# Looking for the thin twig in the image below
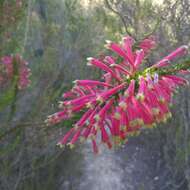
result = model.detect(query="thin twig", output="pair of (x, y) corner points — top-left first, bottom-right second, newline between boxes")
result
(104, 0), (135, 39)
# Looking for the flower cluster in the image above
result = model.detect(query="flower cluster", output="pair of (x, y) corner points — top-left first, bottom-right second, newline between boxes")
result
(46, 36), (189, 153)
(0, 54), (31, 89)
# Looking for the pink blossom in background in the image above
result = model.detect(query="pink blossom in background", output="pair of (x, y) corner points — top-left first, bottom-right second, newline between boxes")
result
(0, 54), (31, 89)
(46, 36), (189, 154)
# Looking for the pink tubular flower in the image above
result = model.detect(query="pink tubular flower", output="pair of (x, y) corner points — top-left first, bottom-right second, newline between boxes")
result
(139, 36), (156, 55)
(110, 64), (131, 76)
(134, 49), (145, 69)
(163, 75), (188, 85)
(57, 128), (75, 147)
(152, 59), (170, 68)
(122, 36), (135, 63)
(95, 98), (114, 121)
(92, 139), (99, 154)
(164, 45), (188, 61)
(124, 80), (135, 98)
(47, 35), (189, 153)
(87, 57), (120, 81)
(105, 41), (134, 66)
(0, 54), (31, 89)
(136, 77), (146, 101)
(96, 83), (127, 103)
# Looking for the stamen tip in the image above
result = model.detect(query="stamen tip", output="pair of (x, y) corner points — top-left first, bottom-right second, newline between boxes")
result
(67, 143), (75, 149)
(56, 143), (65, 149)
(105, 40), (111, 44)
(73, 80), (78, 84)
(86, 57), (93, 61)
(110, 64), (115, 67)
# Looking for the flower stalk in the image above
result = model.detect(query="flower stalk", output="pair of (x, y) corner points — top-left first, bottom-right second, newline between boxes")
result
(46, 36), (190, 154)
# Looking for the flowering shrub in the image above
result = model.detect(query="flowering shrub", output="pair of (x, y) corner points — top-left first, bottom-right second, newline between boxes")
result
(0, 54), (31, 89)
(46, 36), (189, 153)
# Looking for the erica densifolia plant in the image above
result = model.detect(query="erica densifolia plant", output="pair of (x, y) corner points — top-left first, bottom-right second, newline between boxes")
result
(0, 54), (31, 89)
(46, 36), (189, 154)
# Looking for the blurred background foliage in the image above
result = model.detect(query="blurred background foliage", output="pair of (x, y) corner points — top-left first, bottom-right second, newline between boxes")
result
(0, 0), (190, 190)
